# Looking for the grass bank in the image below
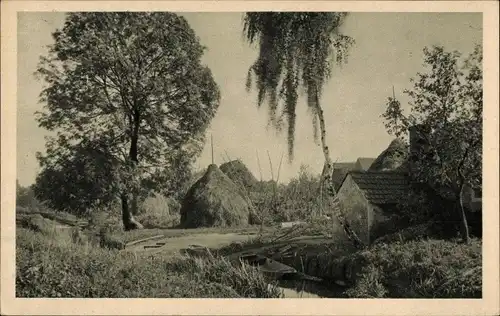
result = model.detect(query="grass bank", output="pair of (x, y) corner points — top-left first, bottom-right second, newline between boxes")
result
(339, 238), (482, 298)
(16, 227), (283, 298)
(214, 224), (482, 298)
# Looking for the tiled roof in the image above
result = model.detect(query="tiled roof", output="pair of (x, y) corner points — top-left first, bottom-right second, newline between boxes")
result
(331, 162), (357, 190)
(350, 171), (410, 205)
(333, 162), (357, 170)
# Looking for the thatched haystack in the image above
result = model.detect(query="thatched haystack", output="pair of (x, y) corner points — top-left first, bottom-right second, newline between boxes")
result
(219, 160), (258, 190)
(369, 138), (409, 172)
(180, 164), (253, 228)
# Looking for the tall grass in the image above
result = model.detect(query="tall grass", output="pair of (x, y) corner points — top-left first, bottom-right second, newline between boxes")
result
(170, 253), (283, 298)
(341, 238), (482, 298)
(16, 227), (283, 298)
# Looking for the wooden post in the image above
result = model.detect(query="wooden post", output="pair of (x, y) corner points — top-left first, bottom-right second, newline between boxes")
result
(267, 150), (274, 181)
(256, 150), (263, 181)
(276, 152), (284, 183)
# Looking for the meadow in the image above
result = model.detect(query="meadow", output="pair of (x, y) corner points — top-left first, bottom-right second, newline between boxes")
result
(15, 164), (482, 298)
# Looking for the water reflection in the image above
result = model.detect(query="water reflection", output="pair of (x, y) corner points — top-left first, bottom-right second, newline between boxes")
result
(277, 279), (347, 298)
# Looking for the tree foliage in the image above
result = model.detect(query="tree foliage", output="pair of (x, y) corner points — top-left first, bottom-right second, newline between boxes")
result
(16, 181), (39, 210)
(33, 143), (119, 215)
(383, 45), (482, 242)
(243, 12), (354, 161)
(35, 12), (220, 221)
(242, 12), (366, 248)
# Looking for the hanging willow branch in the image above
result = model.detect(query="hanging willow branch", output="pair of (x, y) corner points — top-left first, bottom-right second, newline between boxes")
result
(243, 12), (354, 162)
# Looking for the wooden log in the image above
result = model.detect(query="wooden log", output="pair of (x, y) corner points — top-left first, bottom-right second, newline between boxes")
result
(125, 234), (165, 248)
(144, 245), (162, 249)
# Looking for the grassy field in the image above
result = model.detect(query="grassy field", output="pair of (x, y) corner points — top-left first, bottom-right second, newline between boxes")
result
(15, 183), (482, 299)
(16, 222), (284, 298)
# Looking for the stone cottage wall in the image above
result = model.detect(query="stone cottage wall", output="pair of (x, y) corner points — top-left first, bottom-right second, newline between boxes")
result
(336, 175), (370, 245)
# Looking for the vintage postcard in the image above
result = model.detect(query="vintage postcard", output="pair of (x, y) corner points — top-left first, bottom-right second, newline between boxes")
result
(1, 1), (499, 315)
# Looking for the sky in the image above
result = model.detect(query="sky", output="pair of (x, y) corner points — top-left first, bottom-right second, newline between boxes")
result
(16, 12), (482, 186)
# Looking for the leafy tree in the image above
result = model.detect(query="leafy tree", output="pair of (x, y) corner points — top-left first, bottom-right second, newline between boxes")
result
(33, 143), (119, 215)
(383, 45), (482, 243)
(16, 181), (39, 209)
(242, 12), (364, 248)
(35, 12), (220, 230)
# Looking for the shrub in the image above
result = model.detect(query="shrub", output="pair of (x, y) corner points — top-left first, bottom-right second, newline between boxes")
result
(342, 239), (482, 298)
(248, 164), (322, 224)
(396, 189), (434, 225)
(372, 223), (435, 245)
(16, 182), (42, 210)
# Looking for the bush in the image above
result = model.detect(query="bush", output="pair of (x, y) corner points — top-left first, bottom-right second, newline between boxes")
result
(16, 182), (42, 210)
(341, 239), (482, 298)
(372, 222), (442, 245)
(16, 228), (283, 298)
(249, 164), (322, 224)
(396, 189), (434, 225)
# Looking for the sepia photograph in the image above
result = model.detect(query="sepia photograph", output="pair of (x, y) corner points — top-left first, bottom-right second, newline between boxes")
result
(1, 1), (499, 315)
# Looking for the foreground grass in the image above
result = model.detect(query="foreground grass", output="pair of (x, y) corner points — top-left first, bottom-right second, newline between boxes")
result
(16, 227), (283, 298)
(215, 223), (483, 299)
(16, 207), (482, 298)
(339, 238), (482, 298)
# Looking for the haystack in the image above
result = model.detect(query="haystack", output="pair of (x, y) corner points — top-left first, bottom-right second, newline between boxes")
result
(369, 138), (409, 172)
(180, 164), (252, 228)
(219, 160), (258, 190)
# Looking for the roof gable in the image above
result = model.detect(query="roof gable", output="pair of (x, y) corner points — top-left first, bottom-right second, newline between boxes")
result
(349, 171), (410, 205)
(355, 157), (376, 171)
(331, 162), (356, 190)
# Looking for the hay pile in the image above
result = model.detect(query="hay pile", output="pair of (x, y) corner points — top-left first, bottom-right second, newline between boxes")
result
(180, 164), (253, 228)
(369, 138), (409, 172)
(219, 160), (258, 190)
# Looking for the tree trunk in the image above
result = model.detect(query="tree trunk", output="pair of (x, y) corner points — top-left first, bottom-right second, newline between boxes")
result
(120, 109), (143, 230)
(312, 88), (365, 249)
(121, 193), (143, 231)
(131, 195), (139, 215)
(312, 88), (333, 201)
(458, 184), (471, 244)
